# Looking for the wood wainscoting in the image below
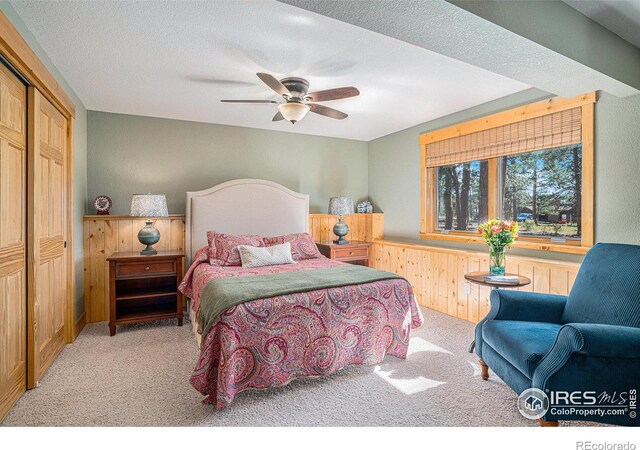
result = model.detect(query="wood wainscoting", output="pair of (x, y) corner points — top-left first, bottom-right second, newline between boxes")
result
(83, 215), (186, 323)
(83, 213), (382, 323)
(370, 240), (580, 324)
(84, 214), (577, 325)
(308, 213), (384, 242)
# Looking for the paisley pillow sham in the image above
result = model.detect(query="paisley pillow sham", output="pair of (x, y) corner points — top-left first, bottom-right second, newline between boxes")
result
(263, 232), (322, 261)
(207, 231), (264, 266)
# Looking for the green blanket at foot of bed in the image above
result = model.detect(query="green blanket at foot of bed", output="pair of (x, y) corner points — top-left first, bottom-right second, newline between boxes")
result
(197, 264), (404, 343)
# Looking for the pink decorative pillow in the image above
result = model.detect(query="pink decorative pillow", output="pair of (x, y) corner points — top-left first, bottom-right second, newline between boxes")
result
(263, 232), (322, 261)
(207, 231), (264, 266)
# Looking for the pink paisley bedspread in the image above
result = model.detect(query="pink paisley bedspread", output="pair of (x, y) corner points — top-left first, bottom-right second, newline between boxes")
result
(179, 248), (424, 409)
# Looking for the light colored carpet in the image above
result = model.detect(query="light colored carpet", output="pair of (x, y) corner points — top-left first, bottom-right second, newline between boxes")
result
(1, 307), (605, 427)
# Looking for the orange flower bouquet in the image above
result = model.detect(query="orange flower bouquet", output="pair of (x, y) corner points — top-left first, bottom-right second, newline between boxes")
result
(477, 219), (519, 275)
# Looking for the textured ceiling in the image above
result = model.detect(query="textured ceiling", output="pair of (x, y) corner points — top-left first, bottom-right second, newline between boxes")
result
(564, 0), (640, 49)
(8, 0), (529, 141)
(281, 0), (640, 98)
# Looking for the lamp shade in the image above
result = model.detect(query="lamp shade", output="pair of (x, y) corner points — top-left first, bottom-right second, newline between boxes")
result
(328, 196), (354, 216)
(278, 102), (310, 124)
(130, 194), (168, 217)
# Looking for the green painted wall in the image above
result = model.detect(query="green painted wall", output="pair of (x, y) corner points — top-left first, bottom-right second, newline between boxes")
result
(1, 2), (88, 319)
(368, 88), (640, 263)
(87, 111), (369, 215)
(89, 87), (640, 266)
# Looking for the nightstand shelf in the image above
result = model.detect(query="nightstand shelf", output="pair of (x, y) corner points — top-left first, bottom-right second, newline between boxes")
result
(107, 250), (184, 336)
(315, 241), (372, 266)
(116, 303), (178, 322)
(116, 288), (178, 301)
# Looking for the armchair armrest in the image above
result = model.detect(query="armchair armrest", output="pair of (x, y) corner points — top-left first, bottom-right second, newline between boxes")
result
(486, 289), (567, 323)
(557, 323), (640, 359)
(533, 323), (640, 389)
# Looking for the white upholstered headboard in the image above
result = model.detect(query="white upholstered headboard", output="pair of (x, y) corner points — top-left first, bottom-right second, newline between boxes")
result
(185, 179), (309, 264)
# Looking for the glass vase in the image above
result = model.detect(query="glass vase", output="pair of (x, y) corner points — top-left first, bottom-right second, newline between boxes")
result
(490, 248), (506, 275)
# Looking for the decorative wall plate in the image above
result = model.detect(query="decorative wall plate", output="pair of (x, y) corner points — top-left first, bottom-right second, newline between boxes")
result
(94, 195), (112, 215)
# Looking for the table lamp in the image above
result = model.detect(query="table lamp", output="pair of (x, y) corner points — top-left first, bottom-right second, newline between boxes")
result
(130, 194), (168, 255)
(328, 196), (354, 245)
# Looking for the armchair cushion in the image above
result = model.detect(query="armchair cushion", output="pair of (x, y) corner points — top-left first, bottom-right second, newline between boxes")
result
(482, 320), (561, 378)
(562, 243), (640, 327)
(475, 290), (565, 360)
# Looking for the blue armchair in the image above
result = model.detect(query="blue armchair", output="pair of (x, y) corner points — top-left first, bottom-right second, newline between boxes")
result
(475, 243), (640, 426)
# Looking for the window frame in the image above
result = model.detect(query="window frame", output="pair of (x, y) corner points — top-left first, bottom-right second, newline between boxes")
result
(420, 93), (595, 255)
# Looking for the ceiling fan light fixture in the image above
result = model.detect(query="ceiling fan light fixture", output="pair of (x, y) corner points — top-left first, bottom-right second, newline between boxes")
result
(277, 102), (310, 124)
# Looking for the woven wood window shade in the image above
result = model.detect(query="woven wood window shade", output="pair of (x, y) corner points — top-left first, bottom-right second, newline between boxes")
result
(425, 107), (582, 168)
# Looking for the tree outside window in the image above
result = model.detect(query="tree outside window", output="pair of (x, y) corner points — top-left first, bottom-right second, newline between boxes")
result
(436, 160), (489, 232)
(434, 145), (581, 239)
(502, 144), (582, 239)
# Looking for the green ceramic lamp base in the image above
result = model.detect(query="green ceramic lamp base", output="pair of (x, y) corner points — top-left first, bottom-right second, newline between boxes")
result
(140, 245), (158, 255)
(332, 216), (350, 245)
(138, 219), (161, 255)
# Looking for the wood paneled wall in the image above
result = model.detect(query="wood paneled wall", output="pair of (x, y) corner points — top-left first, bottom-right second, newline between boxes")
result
(308, 213), (384, 243)
(83, 215), (186, 323)
(371, 240), (580, 324)
(84, 214), (580, 326)
(83, 213), (382, 323)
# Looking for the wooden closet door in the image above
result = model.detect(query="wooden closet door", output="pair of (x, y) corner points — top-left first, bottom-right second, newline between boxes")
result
(27, 88), (69, 388)
(0, 63), (27, 420)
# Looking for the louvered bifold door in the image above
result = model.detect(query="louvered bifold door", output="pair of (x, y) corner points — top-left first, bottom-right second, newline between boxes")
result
(27, 87), (69, 388)
(0, 62), (27, 420)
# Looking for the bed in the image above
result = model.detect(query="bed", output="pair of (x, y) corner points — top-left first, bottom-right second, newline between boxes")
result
(179, 179), (423, 409)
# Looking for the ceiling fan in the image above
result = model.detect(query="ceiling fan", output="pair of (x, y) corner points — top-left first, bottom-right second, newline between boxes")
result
(221, 72), (360, 124)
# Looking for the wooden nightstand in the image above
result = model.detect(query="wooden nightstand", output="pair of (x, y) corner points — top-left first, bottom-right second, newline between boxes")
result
(107, 250), (184, 336)
(315, 241), (372, 267)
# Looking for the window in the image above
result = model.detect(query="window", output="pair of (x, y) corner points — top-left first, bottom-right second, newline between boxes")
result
(436, 160), (488, 232)
(420, 93), (595, 254)
(502, 145), (582, 240)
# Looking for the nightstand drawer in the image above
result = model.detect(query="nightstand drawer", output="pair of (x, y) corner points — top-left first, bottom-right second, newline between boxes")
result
(116, 261), (176, 278)
(333, 247), (368, 260)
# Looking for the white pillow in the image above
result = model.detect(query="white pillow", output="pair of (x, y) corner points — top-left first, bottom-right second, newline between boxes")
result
(237, 242), (296, 268)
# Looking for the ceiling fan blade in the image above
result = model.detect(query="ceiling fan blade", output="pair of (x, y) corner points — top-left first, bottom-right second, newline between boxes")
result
(309, 103), (348, 120)
(272, 111), (284, 122)
(256, 73), (291, 97)
(221, 99), (278, 104)
(306, 87), (359, 102)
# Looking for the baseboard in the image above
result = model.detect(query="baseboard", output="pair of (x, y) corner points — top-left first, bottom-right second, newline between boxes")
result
(74, 312), (86, 340)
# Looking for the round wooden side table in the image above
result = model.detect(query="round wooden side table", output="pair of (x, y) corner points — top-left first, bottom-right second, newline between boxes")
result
(465, 271), (531, 353)
(464, 271), (531, 290)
